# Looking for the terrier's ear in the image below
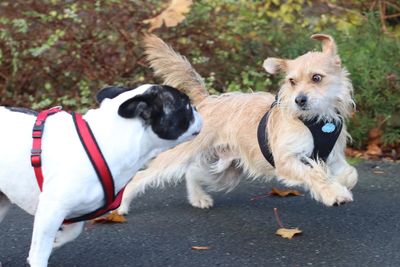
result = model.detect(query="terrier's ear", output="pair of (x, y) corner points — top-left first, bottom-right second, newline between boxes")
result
(263, 58), (288, 74)
(311, 34), (341, 65)
(311, 34), (337, 56)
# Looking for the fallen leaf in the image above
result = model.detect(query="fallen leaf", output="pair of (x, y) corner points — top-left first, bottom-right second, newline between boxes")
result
(91, 210), (127, 224)
(275, 227), (302, 239)
(366, 128), (383, 156)
(143, 0), (193, 32)
(345, 147), (363, 158)
(191, 246), (211, 250)
(372, 166), (385, 175)
(268, 188), (302, 197)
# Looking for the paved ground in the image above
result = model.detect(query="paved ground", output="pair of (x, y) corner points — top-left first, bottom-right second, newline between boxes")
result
(1, 160), (400, 267)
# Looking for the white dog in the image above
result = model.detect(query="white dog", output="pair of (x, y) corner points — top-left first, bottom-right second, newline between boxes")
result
(0, 84), (202, 267)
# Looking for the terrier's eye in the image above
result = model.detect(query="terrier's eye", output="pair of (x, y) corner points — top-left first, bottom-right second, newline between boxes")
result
(312, 74), (323, 83)
(289, 78), (296, 86)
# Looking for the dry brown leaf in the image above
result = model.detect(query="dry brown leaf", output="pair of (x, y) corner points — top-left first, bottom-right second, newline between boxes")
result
(191, 246), (211, 250)
(143, 0), (193, 32)
(275, 227), (302, 239)
(366, 128), (383, 156)
(372, 166), (385, 175)
(345, 147), (363, 158)
(91, 210), (127, 224)
(268, 187), (302, 197)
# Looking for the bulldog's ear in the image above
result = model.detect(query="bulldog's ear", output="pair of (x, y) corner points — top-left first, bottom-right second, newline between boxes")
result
(117, 87), (161, 120)
(263, 58), (288, 74)
(118, 96), (152, 120)
(96, 86), (131, 104)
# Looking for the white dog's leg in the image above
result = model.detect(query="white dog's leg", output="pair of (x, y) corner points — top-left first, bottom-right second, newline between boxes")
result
(186, 165), (214, 209)
(53, 222), (84, 249)
(27, 199), (66, 267)
(0, 192), (11, 223)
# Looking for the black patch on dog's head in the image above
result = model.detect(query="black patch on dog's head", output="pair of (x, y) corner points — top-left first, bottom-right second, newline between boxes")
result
(96, 86), (133, 104)
(118, 85), (194, 140)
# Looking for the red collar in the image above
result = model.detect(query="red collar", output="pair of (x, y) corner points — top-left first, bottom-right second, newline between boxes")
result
(31, 107), (124, 224)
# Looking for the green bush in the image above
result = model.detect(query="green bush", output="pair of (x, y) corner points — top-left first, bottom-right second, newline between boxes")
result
(0, 0), (399, 149)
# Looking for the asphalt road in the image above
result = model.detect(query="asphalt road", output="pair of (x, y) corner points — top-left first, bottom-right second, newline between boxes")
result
(1, 160), (400, 267)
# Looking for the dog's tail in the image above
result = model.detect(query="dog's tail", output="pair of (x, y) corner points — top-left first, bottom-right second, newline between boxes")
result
(143, 34), (209, 105)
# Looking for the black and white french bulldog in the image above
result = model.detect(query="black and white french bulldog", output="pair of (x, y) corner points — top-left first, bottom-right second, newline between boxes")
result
(0, 84), (202, 267)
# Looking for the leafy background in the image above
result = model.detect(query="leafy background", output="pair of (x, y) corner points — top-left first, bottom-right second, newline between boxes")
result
(0, 0), (399, 157)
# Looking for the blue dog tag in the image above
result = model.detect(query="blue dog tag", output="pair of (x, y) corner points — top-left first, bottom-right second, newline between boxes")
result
(322, 123), (336, 133)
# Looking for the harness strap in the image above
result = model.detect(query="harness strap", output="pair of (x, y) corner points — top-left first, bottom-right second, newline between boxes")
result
(257, 100), (343, 168)
(31, 107), (62, 191)
(31, 108), (125, 224)
(302, 118), (343, 162)
(257, 110), (275, 167)
(64, 113), (125, 224)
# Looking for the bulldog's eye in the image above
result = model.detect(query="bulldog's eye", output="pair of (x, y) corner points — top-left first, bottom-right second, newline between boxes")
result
(289, 78), (296, 86)
(312, 74), (323, 83)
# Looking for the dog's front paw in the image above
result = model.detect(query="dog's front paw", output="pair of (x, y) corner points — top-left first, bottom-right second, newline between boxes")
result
(313, 183), (353, 206)
(336, 166), (358, 190)
(189, 194), (214, 209)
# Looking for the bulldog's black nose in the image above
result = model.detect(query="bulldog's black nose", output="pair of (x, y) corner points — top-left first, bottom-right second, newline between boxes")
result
(295, 94), (308, 108)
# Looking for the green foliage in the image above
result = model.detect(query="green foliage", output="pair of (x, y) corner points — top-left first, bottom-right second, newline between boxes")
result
(164, 0), (399, 149)
(339, 16), (400, 147)
(0, 0), (398, 149)
(0, 0), (160, 109)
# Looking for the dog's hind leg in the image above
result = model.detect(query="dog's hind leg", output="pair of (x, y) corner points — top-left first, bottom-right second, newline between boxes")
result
(186, 164), (214, 209)
(53, 222), (84, 249)
(118, 141), (203, 215)
(118, 171), (148, 215)
(118, 164), (187, 215)
(0, 192), (11, 223)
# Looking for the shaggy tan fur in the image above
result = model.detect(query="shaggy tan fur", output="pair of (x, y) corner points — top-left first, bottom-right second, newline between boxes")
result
(118, 34), (358, 214)
(143, 34), (208, 105)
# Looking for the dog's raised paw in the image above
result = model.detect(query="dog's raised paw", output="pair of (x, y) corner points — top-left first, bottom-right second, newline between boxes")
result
(189, 194), (214, 209)
(316, 183), (353, 207)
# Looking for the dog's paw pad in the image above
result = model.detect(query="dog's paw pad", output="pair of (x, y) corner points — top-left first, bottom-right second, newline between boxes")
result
(317, 183), (353, 207)
(189, 195), (214, 209)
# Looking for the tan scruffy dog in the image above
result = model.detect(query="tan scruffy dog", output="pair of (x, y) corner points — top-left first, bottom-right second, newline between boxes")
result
(118, 34), (358, 214)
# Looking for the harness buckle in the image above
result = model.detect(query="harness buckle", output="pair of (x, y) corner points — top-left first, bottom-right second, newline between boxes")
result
(32, 122), (44, 138)
(30, 149), (42, 167)
(31, 148), (42, 156)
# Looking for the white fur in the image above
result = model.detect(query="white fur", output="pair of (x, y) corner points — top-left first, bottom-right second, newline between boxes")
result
(0, 84), (202, 267)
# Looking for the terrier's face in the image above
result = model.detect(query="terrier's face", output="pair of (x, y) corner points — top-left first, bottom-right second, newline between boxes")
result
(263, 34), (354, 121)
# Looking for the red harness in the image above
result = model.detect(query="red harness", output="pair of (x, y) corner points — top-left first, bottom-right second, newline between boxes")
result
(31, 107), (125, 224)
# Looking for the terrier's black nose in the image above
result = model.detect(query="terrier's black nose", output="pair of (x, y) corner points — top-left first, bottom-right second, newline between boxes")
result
(295, 94), (308, 107)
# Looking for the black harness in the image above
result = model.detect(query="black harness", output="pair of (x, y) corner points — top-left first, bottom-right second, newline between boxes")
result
(257, 100), (343, 167)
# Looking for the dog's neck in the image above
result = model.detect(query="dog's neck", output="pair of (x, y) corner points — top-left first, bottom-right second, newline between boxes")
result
(81, 107), (160, 189)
